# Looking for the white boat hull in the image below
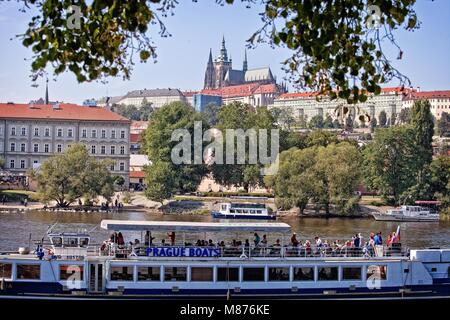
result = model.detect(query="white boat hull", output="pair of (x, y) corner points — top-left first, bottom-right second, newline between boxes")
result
(372, 213), (439, 222)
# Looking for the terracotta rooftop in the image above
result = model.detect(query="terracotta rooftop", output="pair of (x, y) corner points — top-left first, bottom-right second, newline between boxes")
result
(404, 90), (450, 101)
(0, 103), (130, 122)
(278, 87), (410, 100)
(200, 83), (279, 98)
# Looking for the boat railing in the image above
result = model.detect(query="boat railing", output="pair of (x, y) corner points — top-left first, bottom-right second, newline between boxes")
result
(101, 243), (408, 260)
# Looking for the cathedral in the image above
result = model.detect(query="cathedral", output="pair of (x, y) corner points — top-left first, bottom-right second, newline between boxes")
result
(203, 37), (282, 90)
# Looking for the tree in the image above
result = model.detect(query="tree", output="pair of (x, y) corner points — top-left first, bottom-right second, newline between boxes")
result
(363, 126), (419, 204)
(369, 116), (378, 133)
(0, 157), (4, 169)
(140, 98), (154, 121)
(378, 111), (387, 127)
(410, 99), (434, 169)
(306, 130), (339, 148)
(29, 144), (114, 207)
(279, 131), (308, 151)
(437, 112), (450, 137)
(203, 103), (221, 126)
(308, 115), (324, 129)
(142, 102), (209, 201)
(271, 107), (295, 130)
(16, 1), (418, 101)
(323, 114), (334, 129)
(429, 155), (450, 208)
(398, 108), (411, 124)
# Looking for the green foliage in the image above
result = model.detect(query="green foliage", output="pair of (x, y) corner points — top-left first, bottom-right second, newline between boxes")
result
(323, 114), (334, 129)
(306, 130), (339, 148)
(398, 108), (411, 124)
(0, 157), (4, 169)
(121, 191), (133, 204)
(378, 110), (387, 127)
(437, 112), (450, 137)
(142, 102), (209, 202)
(112, 103), (153, 121)
(271, 107), (295, 130)
(17, 0), (417, 99)
(279, 131), (308, 151)
(29, 144), (114, 207)
(363, 126), (419, 203)
(203, 103), (221, 126)
(429, 156), (450, 208)
(266, 142), (362, 215)
(410, 99), (434, 168)
(308, 115), (324, 129)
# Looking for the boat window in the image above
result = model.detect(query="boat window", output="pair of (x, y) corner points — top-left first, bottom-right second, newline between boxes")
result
(217, 267), (239, 282)
(230, 210), (235, 213)
(342, 267), (362, 281)
(367, 265), (387, 281)
(79, 238), (89, 247)
(243, 268), (265, 281)
(164, 267), (187, 281)
(256, 210), (262, 214)
(191, 267), (213, 282)
(318, 267), (338, 281)
(268, 267), (289, 281)
(250, 210), (256, 214)
(17, 264), (41, 280)
(64, 237), (79, 247)
(221, 205), (227, 210)
(110, 266), (134, 281)
(137, 266), (160, 281)
(51, 237), (62, 247)
(59, 265), (84, 281)
(0, 263), (12, 279)
(293, 267), (314, 281)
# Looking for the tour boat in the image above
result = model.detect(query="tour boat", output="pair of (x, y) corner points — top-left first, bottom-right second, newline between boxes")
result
(372, 206), (440, 222)
(0, 220), (449, 300)
(211, 202), (276, 220)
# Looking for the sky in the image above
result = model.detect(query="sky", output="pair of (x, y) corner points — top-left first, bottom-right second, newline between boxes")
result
(0, 0), (449, 104)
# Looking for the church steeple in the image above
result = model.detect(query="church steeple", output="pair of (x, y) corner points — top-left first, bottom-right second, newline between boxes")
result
(203, 48), (215, 90)
(45, 78), (49, 104)
(218, 35), (228, 62)
(243, 49), (248, 73)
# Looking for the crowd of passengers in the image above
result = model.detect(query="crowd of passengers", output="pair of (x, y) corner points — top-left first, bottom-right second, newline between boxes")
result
(101, 229), (401, 257)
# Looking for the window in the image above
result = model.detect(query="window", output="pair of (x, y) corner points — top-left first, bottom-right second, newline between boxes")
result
(81, 129), (87, 138)
(217, 267), (239, 282)
(21, 127), (26, 136)
(80, 238), (89, 247)
(120, 130), (125, 139)
(0, 263), (12, 279)
(101, 146), (106, 154)
(64, 238), (78, 247)
(59, 265), (84, 281)
(68, 128), (73, 138)
(119, 162), (125, 171)
(191, 267), (213, 282)
(33, 144), (39, 152)
(34, 128), (39, 136)
(91, 129), (97, 138)
(268, 267), (289, 281)
(101, 129), (106, 139)
(57, 128), (63, 137)
(9, 160), (14, 169)
(17, 264), (40, 280)
(138, 266), (160, 281)
(342, 267), (362, 281)
(20, 160), (26, 169)
(293, 267), (314, 281)
(11, 127), (16, 136)
(367, 265), (387, 281)
(110, 163), (115, 171)
(10, 143), (15, 152)
(110, 266), (133, 281)
(44, 128), (50, 137)
(57, 144), (62, 153)
(164, 267), (187, 281)
(91, 145), (96, 154)
(120, 146), (125, 155)
(44, 144), (50, 153)
(318, 267), (338, 281)
(110, 146), (115, 155)
(111, 130), (116, 139)
(243, 268), (265, 281)
(20, 143), (26, 152)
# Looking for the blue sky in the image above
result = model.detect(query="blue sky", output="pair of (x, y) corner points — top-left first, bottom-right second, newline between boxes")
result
(0, 0), (449, 104)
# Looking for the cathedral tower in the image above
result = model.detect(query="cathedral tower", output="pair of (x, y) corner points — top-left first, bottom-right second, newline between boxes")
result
(203, 49), (215, 89)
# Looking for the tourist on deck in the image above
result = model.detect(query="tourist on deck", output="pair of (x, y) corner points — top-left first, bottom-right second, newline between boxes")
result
(291, 233), (299, 246)
(110, 232), (118, 244)
(167, 232), (176, 246)
(244, 239), (250, 249)
(161, 239), (168, 246)
(117, 232), (125, 246)
(145, 231), (155, 247)
(272, 239), (281, 247)
(261, 235), (268, 247)
(374, 232), (382, 245)
(253, 233), (260, 247)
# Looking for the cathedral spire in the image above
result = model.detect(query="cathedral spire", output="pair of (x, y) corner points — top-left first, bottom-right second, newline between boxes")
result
(208, 48), (213, 64)
(218, 35), (228, 62)
(45, 78), (49, 105)
(243, 49), (248, 73)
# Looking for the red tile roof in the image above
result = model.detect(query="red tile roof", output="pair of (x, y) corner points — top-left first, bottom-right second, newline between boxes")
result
(278, 87), (410, 100)
(403, 90), (450, 101)
(0, 103), (130, 122)
(130, 133), (142, 143)
(200, 83), (279, 98)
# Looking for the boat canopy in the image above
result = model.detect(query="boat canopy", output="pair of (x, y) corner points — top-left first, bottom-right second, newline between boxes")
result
(100, 220), (291, 233)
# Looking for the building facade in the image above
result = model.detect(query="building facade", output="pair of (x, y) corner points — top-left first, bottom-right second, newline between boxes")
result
(402, 90), (450, 120)
(117, 88), (187, 109)
(0, 103), (131, 186)
(271, 87), (408, 125)
(193, 94), (222, 112)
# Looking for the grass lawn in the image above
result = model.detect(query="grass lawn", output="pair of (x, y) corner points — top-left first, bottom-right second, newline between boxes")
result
(0, 190), (40, 202)
(359, 195), (387, 206)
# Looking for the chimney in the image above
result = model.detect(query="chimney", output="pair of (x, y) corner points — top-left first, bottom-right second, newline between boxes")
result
(52, 102), (60, 110)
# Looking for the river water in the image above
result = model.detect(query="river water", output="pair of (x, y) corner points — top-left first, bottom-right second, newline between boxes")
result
(0, 210), (449, 251)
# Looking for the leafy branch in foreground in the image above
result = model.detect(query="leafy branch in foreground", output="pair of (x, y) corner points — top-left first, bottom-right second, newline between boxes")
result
(9, 0), (419, 102)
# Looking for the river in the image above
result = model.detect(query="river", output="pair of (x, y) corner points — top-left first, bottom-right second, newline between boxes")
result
(0, 210), (449, 251)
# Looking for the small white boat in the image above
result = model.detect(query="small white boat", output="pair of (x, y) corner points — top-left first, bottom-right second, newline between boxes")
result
(211, 202), (276, 220)
(372, 205), (440, 222)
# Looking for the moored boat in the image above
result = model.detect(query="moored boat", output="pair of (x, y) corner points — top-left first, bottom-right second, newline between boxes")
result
(211, 202), (276, 220)
(0, 220), (449, 300)
(372, 205), (440, 222)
